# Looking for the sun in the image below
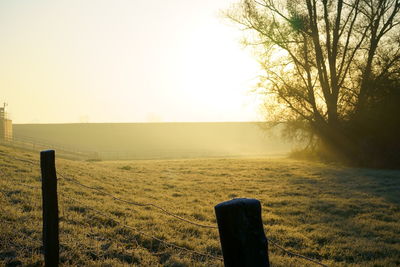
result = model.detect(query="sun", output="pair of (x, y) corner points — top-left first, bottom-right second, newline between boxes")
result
(171, 21), (260, 121)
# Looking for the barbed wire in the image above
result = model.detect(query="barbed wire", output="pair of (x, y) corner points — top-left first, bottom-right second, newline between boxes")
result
(3, 152), (329, 266)
(61, 194), (223, 262)
(57, 171), (218, 229)
(57, 171), (329, 265)
(267, 238), (328, 267)
(0, 152), (39, 165)
(0, 174), (41, 191)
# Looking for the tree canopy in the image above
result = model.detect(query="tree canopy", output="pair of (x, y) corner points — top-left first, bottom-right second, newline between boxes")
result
(227, 0), (400, 167)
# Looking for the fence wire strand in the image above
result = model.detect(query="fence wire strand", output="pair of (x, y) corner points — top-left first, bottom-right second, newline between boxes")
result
(61, 194), (223, 262)
(267, 238), (328, 267)
(1, 153), (38, 165)
(2, 152), (329, 266)
(57, 171), (218, 229)
(57, 170), (328, 266)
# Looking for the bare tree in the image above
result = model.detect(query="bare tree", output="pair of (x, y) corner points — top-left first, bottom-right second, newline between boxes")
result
(227, 0), (400, 165)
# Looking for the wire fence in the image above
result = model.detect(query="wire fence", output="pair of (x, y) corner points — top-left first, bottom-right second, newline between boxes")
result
(4, 135), (97, 159)
(57, 171), (218, 229)
(61, 193), (223, 261)
(0, 151), (329, 266)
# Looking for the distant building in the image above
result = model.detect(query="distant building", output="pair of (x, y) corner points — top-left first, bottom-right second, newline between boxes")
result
(0, 103), (13, 141)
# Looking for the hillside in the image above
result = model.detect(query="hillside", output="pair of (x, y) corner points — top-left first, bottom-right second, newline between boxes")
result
(13, 122), (291, 159)
(0, 144), (399, 266)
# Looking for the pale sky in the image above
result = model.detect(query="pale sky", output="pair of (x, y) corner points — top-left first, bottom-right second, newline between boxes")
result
(0, 0), (262, 123)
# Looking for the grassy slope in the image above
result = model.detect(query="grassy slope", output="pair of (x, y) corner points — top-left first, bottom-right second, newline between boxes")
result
(0, 144), (399, 266)
(13, 122), (291, 160)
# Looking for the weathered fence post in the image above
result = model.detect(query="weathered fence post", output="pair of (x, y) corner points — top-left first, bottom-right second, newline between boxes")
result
(215, 198), (269, 267)
(40, 150), (59, 267)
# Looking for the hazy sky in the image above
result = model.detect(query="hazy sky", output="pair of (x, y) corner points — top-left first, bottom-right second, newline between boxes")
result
(0, 0), (262, 123)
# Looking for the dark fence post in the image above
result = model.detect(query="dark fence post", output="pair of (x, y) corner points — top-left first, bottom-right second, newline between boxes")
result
(215, 198), (269, 267)
(40, 150), (59, 267)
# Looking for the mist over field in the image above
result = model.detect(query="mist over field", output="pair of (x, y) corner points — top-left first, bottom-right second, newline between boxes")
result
(13, 122), (292, 160)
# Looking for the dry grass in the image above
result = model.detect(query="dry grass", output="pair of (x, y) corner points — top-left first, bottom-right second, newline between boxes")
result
(0, 144), (399, 266)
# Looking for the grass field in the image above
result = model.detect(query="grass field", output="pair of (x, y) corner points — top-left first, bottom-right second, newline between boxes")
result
(0, 144), (399, 266)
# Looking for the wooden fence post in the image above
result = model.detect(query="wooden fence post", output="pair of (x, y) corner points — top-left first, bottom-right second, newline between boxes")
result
(215, 198), (269, 267)
(40, 150), (59, 267)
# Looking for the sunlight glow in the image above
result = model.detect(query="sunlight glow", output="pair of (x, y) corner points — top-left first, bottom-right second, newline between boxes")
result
(0, 0), (261, 123)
